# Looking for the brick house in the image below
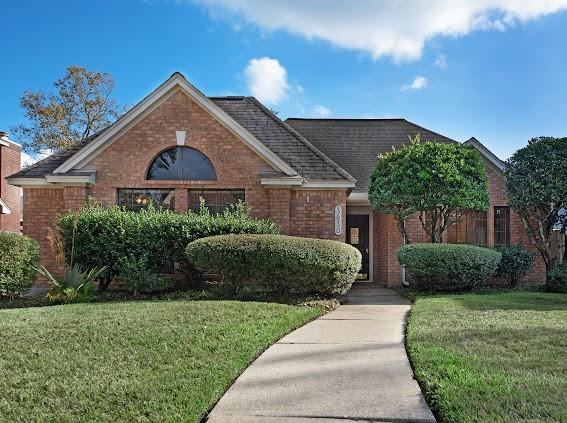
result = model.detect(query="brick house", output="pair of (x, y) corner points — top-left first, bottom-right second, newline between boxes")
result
(7, 73), (545, 287)
(1, 131), (21, 232)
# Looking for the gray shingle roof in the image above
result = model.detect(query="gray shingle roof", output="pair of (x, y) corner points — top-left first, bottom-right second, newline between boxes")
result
(210, 97), (354, 182)
(8, 137), (94, 178)
(9, 96), (355, 182)
(285, 118), (457, 193)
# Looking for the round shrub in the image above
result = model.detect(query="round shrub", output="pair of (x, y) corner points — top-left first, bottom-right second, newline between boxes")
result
(546, 262), (567, 293)
(186, 234), (362, 295)
(0, 232), (41, 298)
(494, 244), (534, 287)
(397, 243), (501, 291)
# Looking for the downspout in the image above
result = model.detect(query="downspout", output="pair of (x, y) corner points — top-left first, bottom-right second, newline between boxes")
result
(402, 218), (409, 286)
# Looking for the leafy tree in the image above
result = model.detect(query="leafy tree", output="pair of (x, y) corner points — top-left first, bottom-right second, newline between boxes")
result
(505, 137), (567, 272)
(369, 135), (490, 243)
(11, 65), (122, 154)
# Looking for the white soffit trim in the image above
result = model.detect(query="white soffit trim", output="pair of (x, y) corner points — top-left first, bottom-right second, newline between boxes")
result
(464, 138), (505, 172)
(347, 192), (370, 204)
(0, 140), (8, 147)
(0, 198), (12, 214)
(301, 180), (356, 189)
(45, 173), (96, 185)
(260, 176), (304, 186)
(53, 74), (298, 176)
(6, 177), (52, 187)
(260, 177), (355, 189)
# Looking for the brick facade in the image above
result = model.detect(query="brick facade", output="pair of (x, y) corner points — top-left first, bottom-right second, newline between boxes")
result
(370, 161), (546, 286)
(0, 139), (21, 232)
(16, 90), (546, 289)
(22, 91), (347, 285)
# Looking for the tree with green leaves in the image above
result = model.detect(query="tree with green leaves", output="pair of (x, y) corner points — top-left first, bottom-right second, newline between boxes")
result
(11, 65), (122, 154)
(369, 135), (490, 243)
(505, 137), (567, 273)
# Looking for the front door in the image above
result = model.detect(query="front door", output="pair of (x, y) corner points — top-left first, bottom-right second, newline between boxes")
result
(347, 215), (369, 280)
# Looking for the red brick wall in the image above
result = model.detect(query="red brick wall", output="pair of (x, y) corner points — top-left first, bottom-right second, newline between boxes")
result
(22, 90), (350, 287)
(87, 91), (272, 219)
(22, 188), (66, 287)
(372, 161), (546, 286)
(1, 141), (22, 232)
(289, 190), (347, 241)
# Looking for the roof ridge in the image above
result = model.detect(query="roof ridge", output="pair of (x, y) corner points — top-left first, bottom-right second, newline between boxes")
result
(401, 119), (458, 144)
(246, 97), (357, 182)
(286, 117), (406, 121)
(208, 95), (247, 100)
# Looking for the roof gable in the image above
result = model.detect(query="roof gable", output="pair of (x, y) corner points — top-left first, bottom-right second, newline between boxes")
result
(53, 73), (298, 176)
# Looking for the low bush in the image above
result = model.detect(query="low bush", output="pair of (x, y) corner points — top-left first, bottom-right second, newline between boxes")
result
(546, 262), (567, 293)
(0, 232), (41, 298)
(494, 244), (534, 287)
(186, 234), (361, 295)
(57, 202), (279, 291)
(116, 255), (171, 294)
(37, 263), (106, 304)
(397, 243), (501, 291)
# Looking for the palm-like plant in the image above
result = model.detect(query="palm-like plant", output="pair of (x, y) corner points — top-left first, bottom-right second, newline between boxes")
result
(36, 264), (107, 303)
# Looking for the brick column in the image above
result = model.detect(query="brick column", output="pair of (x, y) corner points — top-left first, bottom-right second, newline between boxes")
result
(174, 188), (188, 213)
(23, 188), (67, 285)
(267, 188), (291, 234)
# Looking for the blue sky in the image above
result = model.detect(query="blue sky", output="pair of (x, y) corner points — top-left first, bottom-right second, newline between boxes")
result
(2, 0), (567, 160)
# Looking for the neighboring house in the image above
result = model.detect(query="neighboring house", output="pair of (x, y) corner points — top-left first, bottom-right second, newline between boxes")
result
(7, 73), (545, 287)
(1, 131), (21, 232)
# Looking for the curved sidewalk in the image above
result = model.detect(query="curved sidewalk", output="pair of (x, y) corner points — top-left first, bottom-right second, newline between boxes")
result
(207, 284), (436, 422)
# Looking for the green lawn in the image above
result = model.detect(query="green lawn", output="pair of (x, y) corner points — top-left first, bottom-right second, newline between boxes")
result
(0, 299), (321, 422)
(406, 291), (567, 423)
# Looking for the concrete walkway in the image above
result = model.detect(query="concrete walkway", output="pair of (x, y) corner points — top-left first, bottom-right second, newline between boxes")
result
(207, 284), (436, 422)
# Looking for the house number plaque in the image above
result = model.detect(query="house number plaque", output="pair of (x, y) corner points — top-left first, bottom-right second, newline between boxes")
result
(335, 205), (343, 236)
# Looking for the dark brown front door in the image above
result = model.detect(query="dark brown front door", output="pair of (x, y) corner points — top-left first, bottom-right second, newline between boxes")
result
(347, 215), (369, 280)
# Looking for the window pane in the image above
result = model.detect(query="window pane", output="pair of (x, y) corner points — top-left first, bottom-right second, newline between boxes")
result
(147, 147), (217, 181)
(446, 211), (487, 245)
(188, 189), (245, 214)
(494, 206), (510, 245)
(117, 189), (175, 211)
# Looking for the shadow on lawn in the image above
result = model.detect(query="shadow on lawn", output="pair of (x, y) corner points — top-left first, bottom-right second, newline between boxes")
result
(0, 285), (341, 311)
(398, 286), (567, 311)
(449, 291), (567, 312)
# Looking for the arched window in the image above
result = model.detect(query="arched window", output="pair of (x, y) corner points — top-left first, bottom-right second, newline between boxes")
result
(147, 147), (217, 181)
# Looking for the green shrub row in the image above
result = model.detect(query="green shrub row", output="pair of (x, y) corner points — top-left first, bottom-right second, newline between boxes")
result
(397, 243), (501, 291)
(186, 234), (362, 295)
(0, 232), (41, 298)
(57, 203), (279, 290)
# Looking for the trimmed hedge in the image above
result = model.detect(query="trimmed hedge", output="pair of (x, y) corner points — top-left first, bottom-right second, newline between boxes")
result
(397, 243), (501, 291)
(57, 203), (279, 290)
(494, 244), (534, 287)
(0, 232), (41, 298)
(546, 262), (567, 293)
(186, 234), (362, 295)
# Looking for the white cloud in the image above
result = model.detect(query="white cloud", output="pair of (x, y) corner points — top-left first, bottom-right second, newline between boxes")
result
(194, 0), (567, 61)
(296, 85), (304, 94)
(244, 57), (290, 104)
(402, 76), (428, 91)
(313, 104), (331, 117)
(434, 54), (448, 69)
(21, 150), (50, 168)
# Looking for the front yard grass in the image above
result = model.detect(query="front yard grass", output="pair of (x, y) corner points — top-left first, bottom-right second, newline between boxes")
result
(406, 291), (567, 423)
(0, 299), (322, 422)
